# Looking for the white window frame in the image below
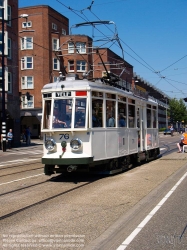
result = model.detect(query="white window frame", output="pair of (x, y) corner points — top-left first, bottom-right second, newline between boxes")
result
(0, 31), (8, 55)
(21, 95), (34, 108)
(68, 60), (74, 72)
(8, 72), (12, 93)
(68, 42), (74, 54)
(21, 37), (33, 50)
(0, 66), (8, 91)
(52, 23), (57, 30)
(76, 42), (86, 54)
(21, 56), (33, 70)
(53, 58), (60, 70)
(77, 60), (86, 72)
(7, 37), (11, 59)
(21, 76), (34, 89)
(62, 29), (66, 35)
(52, 38), (59, 51)
(0, 0), (8, 20)
(22, 21), (32, 28)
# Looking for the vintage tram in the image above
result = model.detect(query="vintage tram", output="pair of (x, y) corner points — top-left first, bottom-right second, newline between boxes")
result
(41, 73), (160, 175)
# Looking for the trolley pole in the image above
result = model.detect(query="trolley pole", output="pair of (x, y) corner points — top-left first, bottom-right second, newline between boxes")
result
(1, 7), (6, 151)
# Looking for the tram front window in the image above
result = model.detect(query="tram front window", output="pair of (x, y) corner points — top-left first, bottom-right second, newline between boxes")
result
(74, 98), (87, 128)
(43, 100), (51, 129)
(53, 99), (72, 129)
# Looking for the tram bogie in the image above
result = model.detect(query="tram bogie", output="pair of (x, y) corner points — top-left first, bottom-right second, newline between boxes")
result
(41, 74), (160, 176)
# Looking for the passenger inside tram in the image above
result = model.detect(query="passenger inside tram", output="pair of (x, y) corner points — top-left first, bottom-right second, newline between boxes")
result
(52, 108), (67, 128)
(118, 113), (126, 127)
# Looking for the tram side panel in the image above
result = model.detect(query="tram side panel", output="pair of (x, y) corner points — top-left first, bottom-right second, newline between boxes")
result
(118, 129), (129, 156)
(92, 128), (139, 161)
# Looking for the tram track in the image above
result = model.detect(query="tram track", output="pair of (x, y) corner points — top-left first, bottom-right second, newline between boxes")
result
(0, 172), (102, 221)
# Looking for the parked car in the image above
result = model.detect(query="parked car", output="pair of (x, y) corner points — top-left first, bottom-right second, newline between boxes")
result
(164, 129), (172, 135)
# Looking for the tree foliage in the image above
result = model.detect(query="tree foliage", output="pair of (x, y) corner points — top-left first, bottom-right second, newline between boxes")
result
(169, 98), (187, 124)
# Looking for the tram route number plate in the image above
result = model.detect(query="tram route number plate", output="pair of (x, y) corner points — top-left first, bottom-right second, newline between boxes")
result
(59, 134), (69, 140)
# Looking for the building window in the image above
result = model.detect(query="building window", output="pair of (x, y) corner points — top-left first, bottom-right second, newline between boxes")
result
(62, 29), (66, 35)
(21, 76), (34, 89)
(68, 42), (74, 54)
(53, 58), (60, 70)
(68, 60), (74, 72)
(22, 21), (32, 28)
(21, 37), (33, 50)
(0, 66), (8, 91)
(52, 38), (59, 51)
(22, 95), (34, 108)
(8, 72), (12, 93)
(21, 57), (33, 70)
(0, 31), (8, 55)
(52, 23), (57, 30)
(0, 0), (7, 19)
(54, 76), (58, 82)
(7, 5), (11, 26)
(77, 61), (86, 72)
(7, 38), (11, 59)
(76, 42), (86, 54)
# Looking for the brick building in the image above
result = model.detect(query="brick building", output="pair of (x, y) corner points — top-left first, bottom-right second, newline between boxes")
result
(18, 5), (69, 137)
(59, 35), (133, 88)
(0, 0), (20, 146)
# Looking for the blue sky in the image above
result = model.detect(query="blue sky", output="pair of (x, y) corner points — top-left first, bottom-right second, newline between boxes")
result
(19, 0), (187, 100)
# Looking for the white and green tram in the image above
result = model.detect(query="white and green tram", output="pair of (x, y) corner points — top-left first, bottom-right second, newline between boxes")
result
(41, 74), (160, 175)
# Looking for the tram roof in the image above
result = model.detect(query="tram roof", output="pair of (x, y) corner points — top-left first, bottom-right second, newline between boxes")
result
(42, 76), (157, 105)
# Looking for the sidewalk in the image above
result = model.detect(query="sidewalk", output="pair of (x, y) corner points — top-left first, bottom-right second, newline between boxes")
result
(18, 139), (43, 148)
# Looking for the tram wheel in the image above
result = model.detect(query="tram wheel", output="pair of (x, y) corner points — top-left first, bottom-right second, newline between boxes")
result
(44, 165), (55, 175)
(120, 156), (131, 170)
(108, 159), (118, 170)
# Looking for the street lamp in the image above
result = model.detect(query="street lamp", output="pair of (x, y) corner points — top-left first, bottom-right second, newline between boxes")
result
(0, 6), (28, 151)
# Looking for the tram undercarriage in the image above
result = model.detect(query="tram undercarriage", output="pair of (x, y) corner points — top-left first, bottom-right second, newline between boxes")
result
(44, 148), (160, 176)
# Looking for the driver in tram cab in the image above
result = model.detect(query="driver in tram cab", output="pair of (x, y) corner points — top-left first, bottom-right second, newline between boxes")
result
(53, 108), (67, 128)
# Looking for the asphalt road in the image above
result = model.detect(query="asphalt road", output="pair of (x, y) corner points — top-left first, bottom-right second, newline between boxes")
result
(0, 135), (186, 250)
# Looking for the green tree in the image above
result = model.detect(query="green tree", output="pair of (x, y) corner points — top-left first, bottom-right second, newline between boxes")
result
(169, 98), (187, 125)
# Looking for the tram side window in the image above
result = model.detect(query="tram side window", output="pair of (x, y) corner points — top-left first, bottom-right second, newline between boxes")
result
(53, 99), (72, 128)
(74, 98), (86, 128)
(92, 99), (103, 127)
(128, 104), (135, 128)
(118, 102), (126, 127)
(147, 108), (151, 128)
(43, 100), (51, 129)
(106, 100), (116, 127)
(153, 109), (157, 128)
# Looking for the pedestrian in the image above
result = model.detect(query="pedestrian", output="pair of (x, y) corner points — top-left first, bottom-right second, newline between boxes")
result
(170, 125), (174, 136)
(7, 129), (13, 149)
(25, 126), (31, 146)
(177, 132), (187, 153)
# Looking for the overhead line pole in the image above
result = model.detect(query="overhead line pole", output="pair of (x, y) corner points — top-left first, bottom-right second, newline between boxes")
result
(1, 6), (6, 151)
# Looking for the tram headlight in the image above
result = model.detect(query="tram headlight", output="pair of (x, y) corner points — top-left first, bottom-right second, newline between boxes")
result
(70, 138), (82, 151)
(45, 138), (56, 152)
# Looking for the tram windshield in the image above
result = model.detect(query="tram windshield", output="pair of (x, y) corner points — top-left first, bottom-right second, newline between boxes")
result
(42, 97), (87, 129)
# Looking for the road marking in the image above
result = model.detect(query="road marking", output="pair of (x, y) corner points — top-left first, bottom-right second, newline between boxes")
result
(7, 150), (43, 155)
(0, 173), (44, 186)
(0, 158), (39, 167)
(117, 171), (187, 250)
(159, 148), (165, 151)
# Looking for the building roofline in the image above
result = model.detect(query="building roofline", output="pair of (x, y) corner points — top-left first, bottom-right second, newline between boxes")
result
(19, 5), (69, 21)
(96, 47), (133, 68)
